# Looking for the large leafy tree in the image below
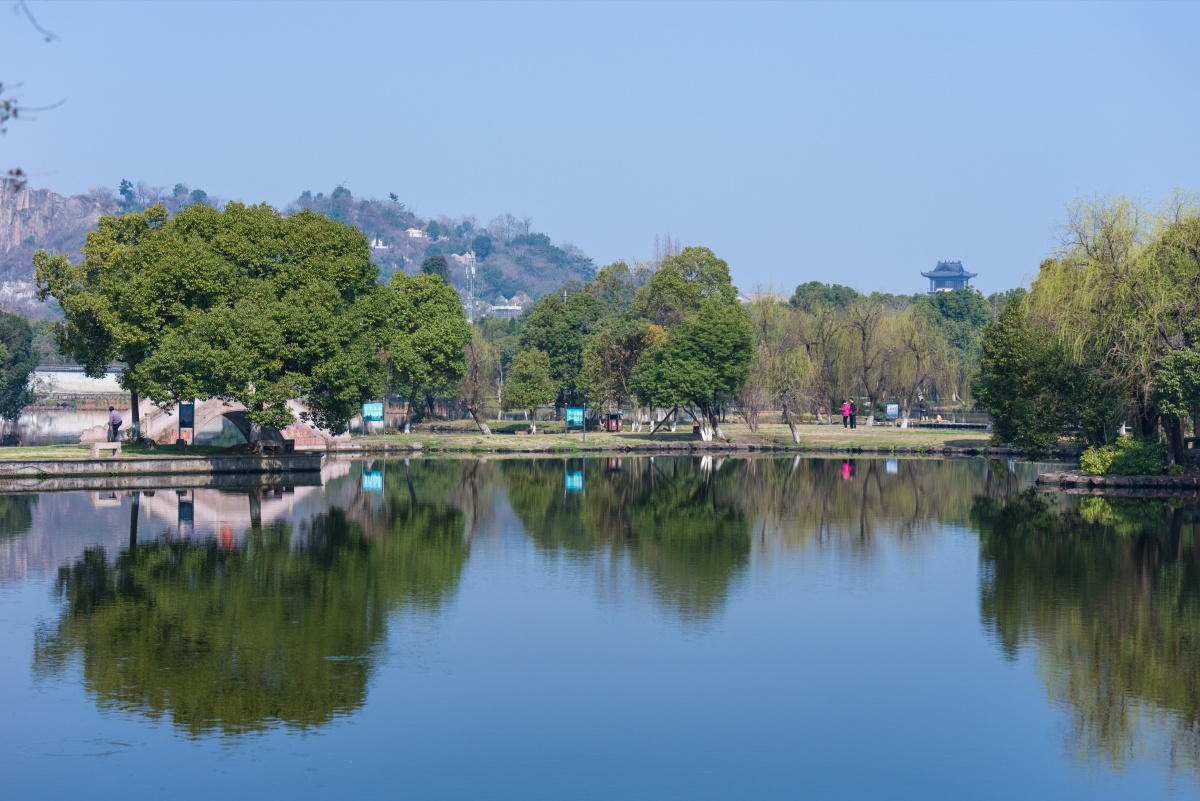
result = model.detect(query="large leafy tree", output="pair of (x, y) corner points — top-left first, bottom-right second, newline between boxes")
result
(632, 299), (753, 441)
(382, 271), (470, 421)
(35, 202), (390, 436)
(518, 289), (603, 408)
(632, 246), (739, 327)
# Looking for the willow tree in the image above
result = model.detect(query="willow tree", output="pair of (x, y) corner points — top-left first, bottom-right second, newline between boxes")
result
(459, 327), (497, 435)
(887, 307), (949, 428)
(1022, 193), (1200, 461)
(844, 298), (895, 425)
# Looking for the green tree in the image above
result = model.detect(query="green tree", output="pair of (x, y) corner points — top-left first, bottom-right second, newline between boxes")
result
(973, 297), (1076, 449)
(383, 272), (470, 422)
(420, 255), (451, 282)
(632, 300), (753, 440)
(470, 234), (493, 259)
(788, 281), (861, 311)
(500, 349), (557, 433)
(35, 202), (389, 438)
(519, 290), (604, 407)
(632, 246), (739, 327)
(0, 311), (37, 427)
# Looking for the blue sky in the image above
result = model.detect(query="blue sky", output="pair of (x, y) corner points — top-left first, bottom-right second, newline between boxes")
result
(3, 1), (1197, 295)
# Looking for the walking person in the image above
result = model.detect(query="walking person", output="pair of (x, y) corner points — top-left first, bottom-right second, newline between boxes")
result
(841, 400), (851, 429)
(849, 400), (858, 429)
(107, 406), (123, 442)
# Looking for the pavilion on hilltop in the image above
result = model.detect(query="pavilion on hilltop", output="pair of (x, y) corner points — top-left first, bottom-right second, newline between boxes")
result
(921, 261), (976, 293)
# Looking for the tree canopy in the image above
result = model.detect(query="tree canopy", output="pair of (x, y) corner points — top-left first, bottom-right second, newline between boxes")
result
(34, 202), (394, 434)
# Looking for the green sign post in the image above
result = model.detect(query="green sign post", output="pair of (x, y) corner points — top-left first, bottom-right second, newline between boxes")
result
(566, 407), (585, 443)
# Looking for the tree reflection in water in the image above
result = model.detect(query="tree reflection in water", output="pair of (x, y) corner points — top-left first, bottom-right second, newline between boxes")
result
(0, 494), (35, 539)
(34, 464), (470, 737)
(501, 456), (1022, 622)
(974, 490), (1200, 773)
(502, 456), (751, 622)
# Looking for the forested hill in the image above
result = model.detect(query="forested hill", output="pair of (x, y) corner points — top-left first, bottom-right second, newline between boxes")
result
(288, 187), (595, 303)
(0, 181), (595, 317)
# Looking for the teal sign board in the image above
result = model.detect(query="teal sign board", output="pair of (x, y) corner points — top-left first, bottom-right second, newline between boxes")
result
(565, 470), (584, 492)
(362, 402), (384, 421)
(565, 408), (584, 426)
(179, 403), (195, 428)
(362, 471), (384, 493)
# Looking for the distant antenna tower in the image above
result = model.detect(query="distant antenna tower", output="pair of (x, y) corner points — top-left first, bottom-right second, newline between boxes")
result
(466, 261), (476, 322)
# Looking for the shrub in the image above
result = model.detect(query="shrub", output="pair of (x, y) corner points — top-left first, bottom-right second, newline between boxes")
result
(1080, 444), (1115, 476)
(1080, 436), (1166, 476)
(1110, 436), (1166, 475)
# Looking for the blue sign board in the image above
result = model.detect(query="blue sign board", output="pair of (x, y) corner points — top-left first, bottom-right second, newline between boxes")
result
(362, 402), (384, 422)
(362, 470), (384, 493)
(565, 470), (584, 493)
(885, 403), (899, 419)
(565, 408), (584, 426)
(179, 403), (195, 429)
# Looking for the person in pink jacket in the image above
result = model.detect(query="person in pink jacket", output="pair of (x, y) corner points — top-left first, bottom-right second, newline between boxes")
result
(841, 400), (851, 429)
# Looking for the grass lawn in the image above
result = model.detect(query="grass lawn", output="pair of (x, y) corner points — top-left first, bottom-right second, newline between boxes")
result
(0, 442), (250, 461)
(354, 421), (995, 452)
(0, 422), (1000, 461)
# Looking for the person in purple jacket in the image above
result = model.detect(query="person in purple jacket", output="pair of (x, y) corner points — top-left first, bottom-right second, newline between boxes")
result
(107, 406), (123, 442)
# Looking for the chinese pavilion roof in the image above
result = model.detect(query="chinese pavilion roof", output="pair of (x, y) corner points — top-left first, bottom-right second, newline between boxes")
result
(920, 260), (977, 279)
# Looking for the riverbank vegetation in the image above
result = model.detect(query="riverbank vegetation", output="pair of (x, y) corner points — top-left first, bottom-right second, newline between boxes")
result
(42, 190), (1200, 463)
(974, 191), (1200, 469)
(33, 202), (470, 444)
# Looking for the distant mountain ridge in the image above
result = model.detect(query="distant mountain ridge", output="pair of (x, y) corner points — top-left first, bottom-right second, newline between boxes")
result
(0, 181), (596, 317)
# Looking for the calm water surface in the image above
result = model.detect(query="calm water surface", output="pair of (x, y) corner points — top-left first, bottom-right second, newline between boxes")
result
(0, 456), (1197, 799)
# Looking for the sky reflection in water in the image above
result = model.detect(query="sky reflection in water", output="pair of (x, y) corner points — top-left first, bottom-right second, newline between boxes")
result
(0, 455), (1196, 800)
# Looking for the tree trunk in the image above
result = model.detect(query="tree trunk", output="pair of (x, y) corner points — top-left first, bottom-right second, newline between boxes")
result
(684, 407), (712, 441)
(130, 388), (141, 440)
(467, 405), (492, 436)
(782, 405), (801, 444)
(650, 406), (677, 437)
(1166, 414), (1184, 468)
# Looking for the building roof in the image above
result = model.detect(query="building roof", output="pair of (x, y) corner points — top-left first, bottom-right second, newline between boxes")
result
(920, 260), (977, 279)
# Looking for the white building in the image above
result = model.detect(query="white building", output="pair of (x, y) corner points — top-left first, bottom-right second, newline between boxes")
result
(488, 305), (523, 320)
(405, 227), (428, 239)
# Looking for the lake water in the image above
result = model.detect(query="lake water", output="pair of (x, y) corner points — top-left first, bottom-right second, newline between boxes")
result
(0, 455), (1196, 800)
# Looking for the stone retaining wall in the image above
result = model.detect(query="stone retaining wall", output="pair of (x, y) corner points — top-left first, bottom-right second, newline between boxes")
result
(0, 453), (323, 479)
(1036, 471), (1200, 489)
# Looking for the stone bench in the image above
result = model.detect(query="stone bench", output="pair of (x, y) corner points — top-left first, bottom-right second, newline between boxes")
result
(89, 442), (122, 458)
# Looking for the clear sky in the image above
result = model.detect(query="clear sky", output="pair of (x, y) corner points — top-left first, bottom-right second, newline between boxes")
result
(3, 1), (1198, 295)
